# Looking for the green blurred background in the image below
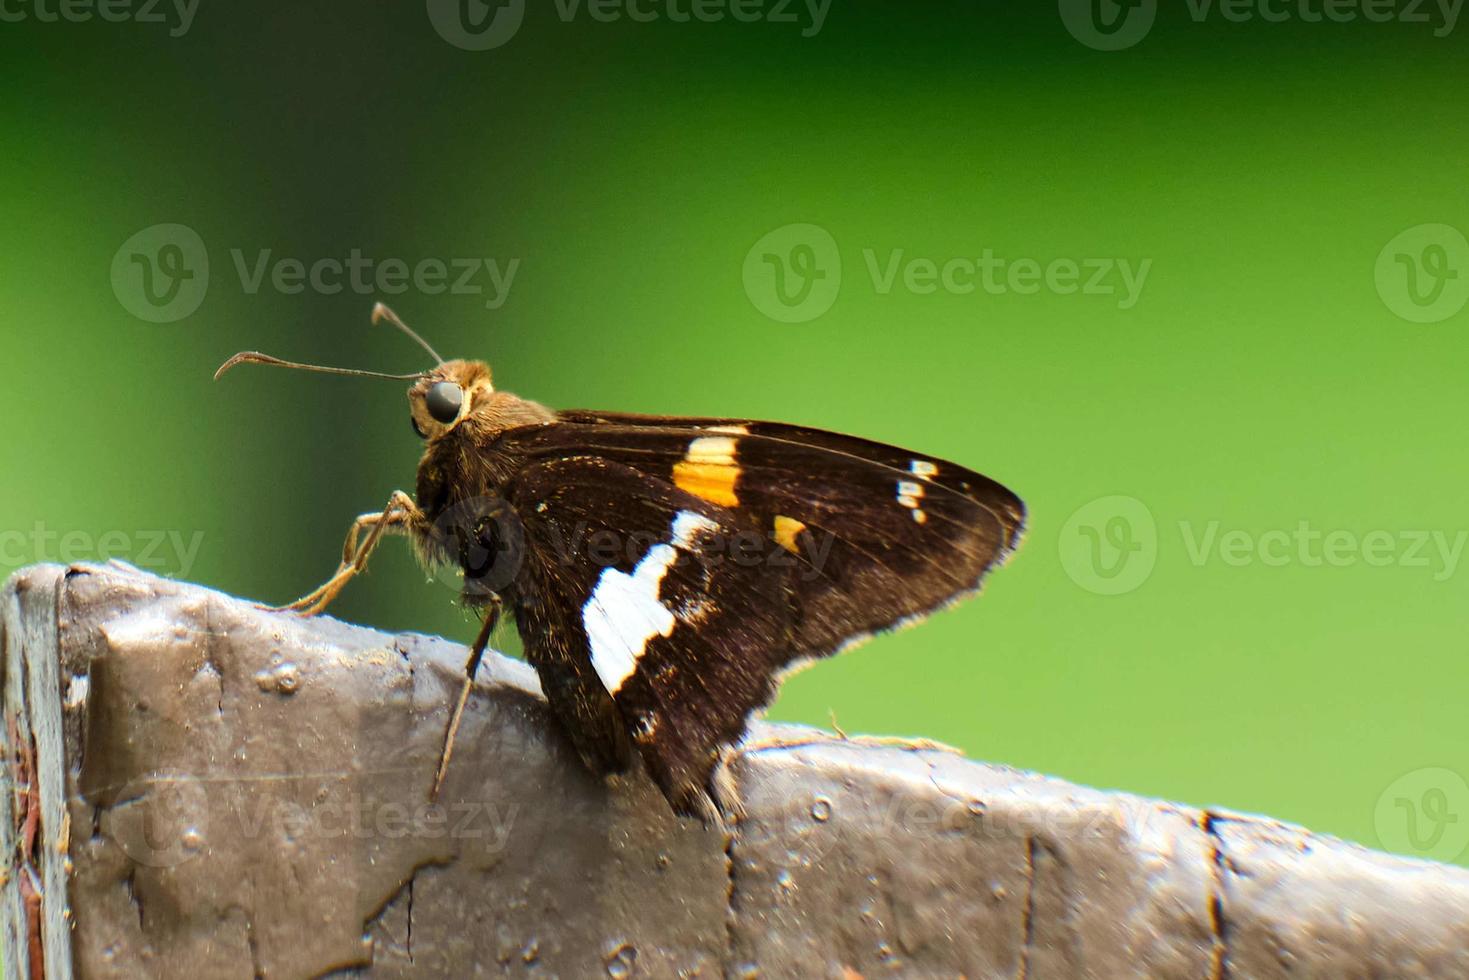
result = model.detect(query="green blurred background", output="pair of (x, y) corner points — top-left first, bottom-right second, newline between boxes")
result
(2, 1), (1467, 866)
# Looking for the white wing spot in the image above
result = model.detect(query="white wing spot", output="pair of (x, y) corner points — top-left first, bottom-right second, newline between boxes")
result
(897, 479), (927, 523)
(897, 481), (925, 507)
(583, 509), (717, 694)
(910, 460), (939, 478)
(685, 436), (738, 466)
(673, 510), (718, 548)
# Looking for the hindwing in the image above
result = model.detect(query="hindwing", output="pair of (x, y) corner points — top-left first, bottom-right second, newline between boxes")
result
(500, 414), (1025, 816)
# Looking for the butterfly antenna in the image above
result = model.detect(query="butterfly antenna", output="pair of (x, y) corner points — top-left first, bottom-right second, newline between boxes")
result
(372, 303), (445, 365)
(213, 352), (428, 382)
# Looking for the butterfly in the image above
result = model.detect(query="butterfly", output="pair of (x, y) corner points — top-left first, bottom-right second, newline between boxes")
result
(215, 305), (1025, 822)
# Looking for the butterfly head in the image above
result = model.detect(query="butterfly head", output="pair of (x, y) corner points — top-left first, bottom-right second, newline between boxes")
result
(408, 359), (494, 440)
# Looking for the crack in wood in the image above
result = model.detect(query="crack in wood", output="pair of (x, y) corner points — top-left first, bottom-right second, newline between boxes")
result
(1200, 810), (1231, 980)
(202, 596), (224, 717)
(723, 821), (741, 971)
(1017, 835), (1036, 980)
(244, 909), (263, 980)
(405, 876), (414, 963)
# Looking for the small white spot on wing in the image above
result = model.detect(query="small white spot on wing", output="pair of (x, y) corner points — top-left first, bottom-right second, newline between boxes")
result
(898, 479), (927, 523)
(685, 436), (738, 465)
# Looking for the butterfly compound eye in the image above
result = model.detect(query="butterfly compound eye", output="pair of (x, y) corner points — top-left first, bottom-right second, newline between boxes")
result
(426, 381), (464, 424)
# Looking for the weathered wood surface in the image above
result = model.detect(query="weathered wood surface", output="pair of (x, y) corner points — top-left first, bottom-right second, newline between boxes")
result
(2, 562), (1467, 978)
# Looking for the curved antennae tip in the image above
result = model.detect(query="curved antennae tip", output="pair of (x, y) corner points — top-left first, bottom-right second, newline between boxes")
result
(369, 302), (445, 365)
(214, 351), (264, 381)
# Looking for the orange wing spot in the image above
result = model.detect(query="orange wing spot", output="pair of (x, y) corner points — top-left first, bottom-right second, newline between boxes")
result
(673, 437), (741, 507)
(773, 515), (806, 554)
(673, 461), (740, 507)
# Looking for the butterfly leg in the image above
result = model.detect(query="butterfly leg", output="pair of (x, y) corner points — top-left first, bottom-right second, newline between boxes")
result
(430, 593), (502, 799)
(275, 490), (424, 616)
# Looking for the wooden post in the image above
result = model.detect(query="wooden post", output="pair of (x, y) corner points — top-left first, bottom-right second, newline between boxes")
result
(3, 562), (1467, 978)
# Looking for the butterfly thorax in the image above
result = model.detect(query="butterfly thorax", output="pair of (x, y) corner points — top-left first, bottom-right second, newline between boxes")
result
(411, 389), (555, 590)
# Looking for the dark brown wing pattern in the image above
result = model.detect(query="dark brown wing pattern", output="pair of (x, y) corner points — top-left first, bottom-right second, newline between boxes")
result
(502, 415), (1025, 817)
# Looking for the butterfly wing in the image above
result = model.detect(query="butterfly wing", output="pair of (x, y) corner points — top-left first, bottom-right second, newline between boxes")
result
(555, 409), (1025, 535)
(502, 417), (1025, 816)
